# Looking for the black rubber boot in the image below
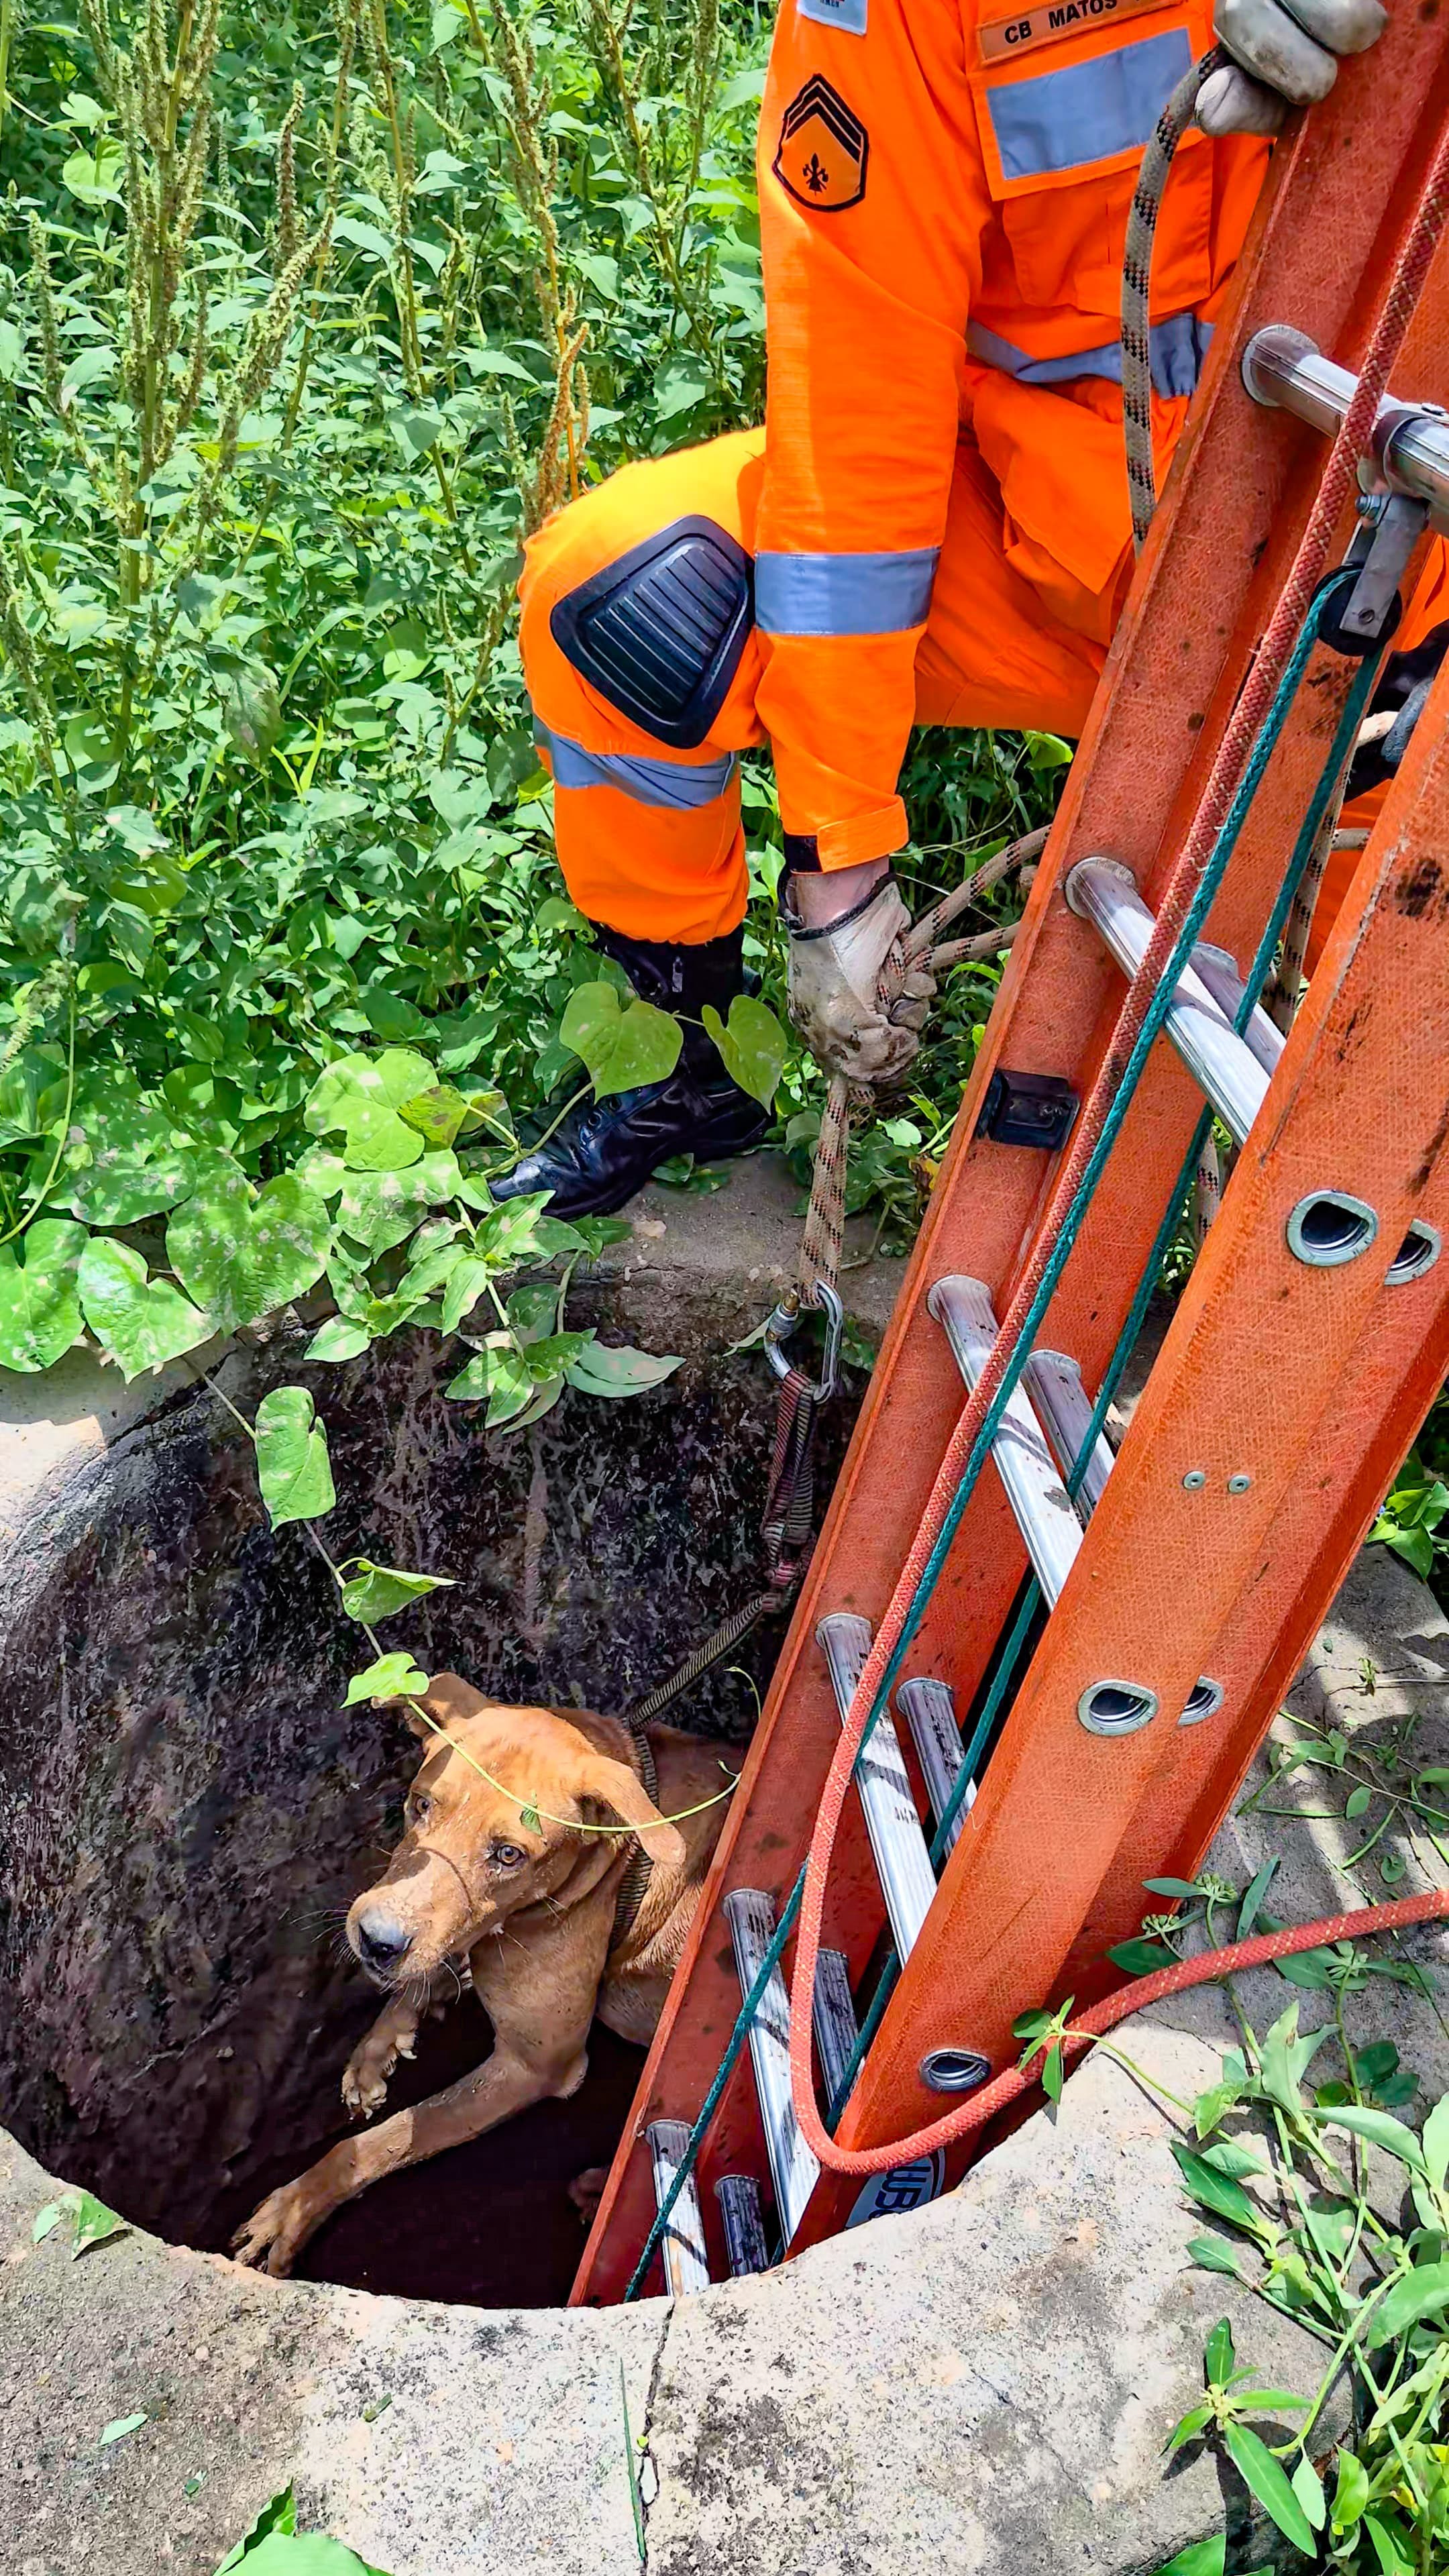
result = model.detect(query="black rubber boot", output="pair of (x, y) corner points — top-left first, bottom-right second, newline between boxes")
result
(490, 923), (768, 1218)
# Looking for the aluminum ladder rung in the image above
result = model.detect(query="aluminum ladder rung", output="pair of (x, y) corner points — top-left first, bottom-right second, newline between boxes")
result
(896, 1674), (975, 1853)
(1190, 941), (1286, 1083)
(811, 1945), (860, 2104)
(815, 1613), (939, 1957)
(1023, 1347), (1117, 1513)
(714, 2174), (769, 2275)
(645, 2119), (711, 2294)
(723, 1887), (820, 2244)
(926, 1277), (1085, 1607)
(1065, 859), (1271, 1147)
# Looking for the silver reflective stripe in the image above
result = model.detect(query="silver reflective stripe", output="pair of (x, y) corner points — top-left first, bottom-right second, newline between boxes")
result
(968, 310), (1212, 401)
(986, 25), (1191, 180)
(755, 548), (939, 637)
(535, 720), (737, 810)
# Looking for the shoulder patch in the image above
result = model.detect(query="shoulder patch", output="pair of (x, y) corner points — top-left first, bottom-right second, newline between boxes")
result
(797, 0), (869, 33)
(772, 75), (869, 213)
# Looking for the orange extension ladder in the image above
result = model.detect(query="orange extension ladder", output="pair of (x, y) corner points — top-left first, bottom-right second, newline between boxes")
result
(574, 15), (1449, 2304)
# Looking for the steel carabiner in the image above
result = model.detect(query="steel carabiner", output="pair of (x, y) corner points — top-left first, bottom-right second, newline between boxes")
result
(761, 1279), (844, 1405)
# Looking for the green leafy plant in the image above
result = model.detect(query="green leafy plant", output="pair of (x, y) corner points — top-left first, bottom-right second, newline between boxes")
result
(1, 0), (1057, 1411)
(1165, 1996), (1449, 2573)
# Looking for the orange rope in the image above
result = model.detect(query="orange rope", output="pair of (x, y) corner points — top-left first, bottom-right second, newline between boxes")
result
(798, 1888), (1449, 2178)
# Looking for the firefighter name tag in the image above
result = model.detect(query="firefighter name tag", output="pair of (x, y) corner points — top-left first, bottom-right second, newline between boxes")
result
(978, 0), (1175, 62)
(798, 0), (869, 33)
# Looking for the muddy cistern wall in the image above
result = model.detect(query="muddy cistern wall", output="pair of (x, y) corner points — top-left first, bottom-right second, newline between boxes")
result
(0, 1302), (865, 2308)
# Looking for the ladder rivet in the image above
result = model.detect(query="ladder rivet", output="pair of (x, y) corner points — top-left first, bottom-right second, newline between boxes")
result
(1182, 1468), (1207, 1489)
(1227, 1472), (1252, 1493)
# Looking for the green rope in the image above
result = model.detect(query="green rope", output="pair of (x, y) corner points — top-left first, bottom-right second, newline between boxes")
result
(626, 568), (1368, 2292)
(625, 1871), (803, 2300)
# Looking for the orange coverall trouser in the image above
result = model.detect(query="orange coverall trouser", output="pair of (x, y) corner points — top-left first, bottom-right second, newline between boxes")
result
(519, 423), (1446, 969)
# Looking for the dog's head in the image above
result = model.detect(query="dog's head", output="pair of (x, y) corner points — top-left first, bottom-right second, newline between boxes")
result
(345, 1672), (686, 1985)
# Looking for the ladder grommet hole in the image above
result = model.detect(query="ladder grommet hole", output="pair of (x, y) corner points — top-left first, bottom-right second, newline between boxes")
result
(1387, 1222), (1442, 1285)
(1077, 1678), (1159, 1735)
(1179, 1676), (1224, 1727)
(920, 2047), (991, 2095)
(1285, 1190), (1379, 1269)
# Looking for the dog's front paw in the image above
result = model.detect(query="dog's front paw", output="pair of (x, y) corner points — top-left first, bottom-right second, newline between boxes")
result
(231, 2181), (319, 2277)
(342, 2033), (410, 2120)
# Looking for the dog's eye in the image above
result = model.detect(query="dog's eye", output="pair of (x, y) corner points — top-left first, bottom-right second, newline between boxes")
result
(492, 1842), (526, 1868)
(408, 1795), (433, 1827)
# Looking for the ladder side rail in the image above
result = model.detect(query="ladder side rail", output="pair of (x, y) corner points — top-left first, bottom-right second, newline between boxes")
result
(788, 680), (1449, 2249)
(1072, 1146), (1449, 1992)
(568, 26), (1449, 2304)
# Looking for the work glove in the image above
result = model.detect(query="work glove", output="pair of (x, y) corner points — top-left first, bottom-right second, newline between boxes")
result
(784, 876), (934, 1087)
(1197, 0), (1386, 136)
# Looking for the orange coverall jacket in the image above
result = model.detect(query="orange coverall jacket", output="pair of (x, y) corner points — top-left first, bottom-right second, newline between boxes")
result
(518, 0), (1447, 945)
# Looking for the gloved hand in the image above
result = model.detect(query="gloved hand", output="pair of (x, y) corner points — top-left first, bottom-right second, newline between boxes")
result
(1197, 0), (1386, 137)
(784, 875), (934, 1085)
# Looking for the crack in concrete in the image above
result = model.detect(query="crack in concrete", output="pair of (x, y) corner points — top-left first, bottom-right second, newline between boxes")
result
(635, 2294), (678, 2567)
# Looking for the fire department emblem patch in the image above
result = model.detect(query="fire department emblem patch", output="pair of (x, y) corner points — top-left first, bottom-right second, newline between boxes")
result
(773, 74), (868, 212)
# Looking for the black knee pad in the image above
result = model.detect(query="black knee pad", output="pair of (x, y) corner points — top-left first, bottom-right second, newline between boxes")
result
(549, 516), (753, 749)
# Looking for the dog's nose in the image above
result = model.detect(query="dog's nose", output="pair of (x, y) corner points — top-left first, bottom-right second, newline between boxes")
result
(355, 1914), (412, 1972)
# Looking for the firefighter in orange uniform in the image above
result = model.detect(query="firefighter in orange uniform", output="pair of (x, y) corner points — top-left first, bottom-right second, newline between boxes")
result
(496, 0), (1443, 1216)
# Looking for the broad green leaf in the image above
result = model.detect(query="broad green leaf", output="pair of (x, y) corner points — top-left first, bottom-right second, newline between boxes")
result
(700, 996), (788, 1109)
(506, 1281), (561, 1342)
(168, 1171), (331, 1334)
(441, 1256), (495, 1332)
(305, 1050), (435, 1171)
(99, 2412), (147, 2447)
(254, 1387), (335, 1529)
(1107, 1938), (1175, 1975)
(32, 2198), (66, 2241)
(1363, 2261), (1449, 2346)
(72, 2190), (127, 2255)
(559, 981), (682, 1098)
(220, 668), (282, 765)
(1144, 1877), (1207, 1899)
(344, 1653), (429, 1706)
(1258, 2002), (1329, 2114)
(570, 1216), (633, 1257)
(1344, 1784), (1371, 1818)
(338, 1560), (455, 1622)
(1200, 2140), (1267, 2180)
(215, 2485), (297, 2569)
(1204, 2316), (1235, 2386)
(1152, 2546), (1224, 2576)
(223, 2537), (383, 2575)
(305, 1318), (372, 1364)
(78, 1238), (212, 1380)
(1362, 2511), (1415, 2576)
(1317, 2106), (1428, 2175)
(337, 1153), (463, 1256)
(1236, 1858), (1278, 1943)
(1170, 2141), (1264, 2235)
(1330, 2450), (1369, 2531)
(1187, 2235), (1244, 2278)
(445, 1336), (531, 1423)
(564, 1342), (684, 1398)
(1222, 2420), (1315, 2553)
(1193, 2078), (1246, 2139)
(398, 1085), (470, 1149)
(0, 1220), (88, 1372)
(1290, 2454), (1325, 2531)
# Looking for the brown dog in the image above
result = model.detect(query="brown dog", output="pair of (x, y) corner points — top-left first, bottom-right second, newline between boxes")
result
(232, 1672), (739, 2277)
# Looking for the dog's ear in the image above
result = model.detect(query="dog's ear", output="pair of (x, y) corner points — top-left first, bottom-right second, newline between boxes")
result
(574, 1752), (687, 1870)
(385, 1671), (488, 1739)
